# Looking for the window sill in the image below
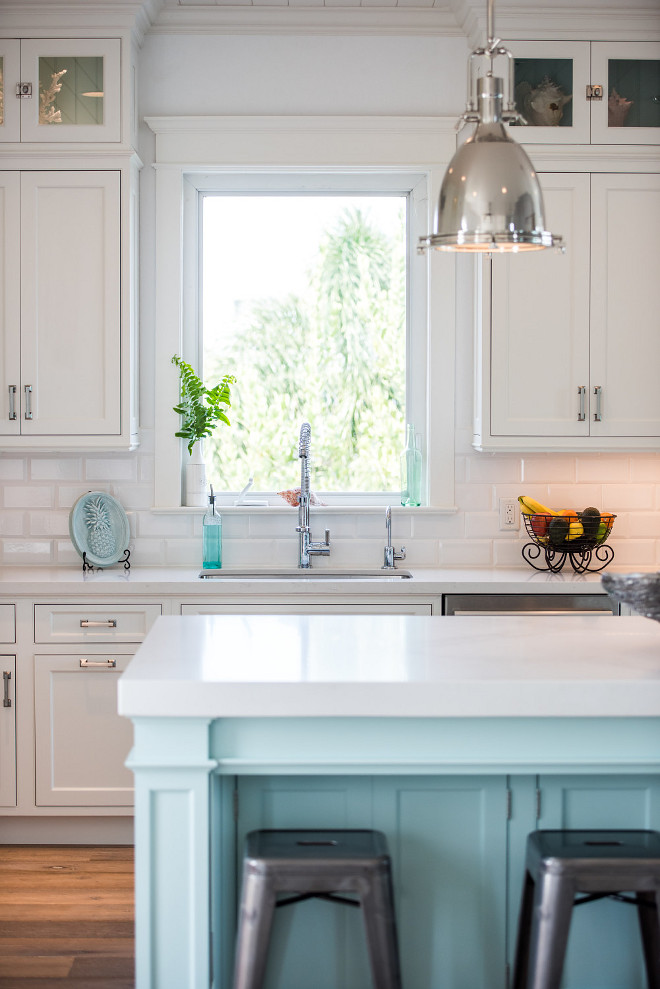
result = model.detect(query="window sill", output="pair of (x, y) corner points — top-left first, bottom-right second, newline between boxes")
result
(150, 505), (458, 516)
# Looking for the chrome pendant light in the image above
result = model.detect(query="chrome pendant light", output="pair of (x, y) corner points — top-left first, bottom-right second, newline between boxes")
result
(419, 0), (563, 254)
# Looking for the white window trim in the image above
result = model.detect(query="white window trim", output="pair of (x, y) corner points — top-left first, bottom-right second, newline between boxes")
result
(147, 114), (457, 511)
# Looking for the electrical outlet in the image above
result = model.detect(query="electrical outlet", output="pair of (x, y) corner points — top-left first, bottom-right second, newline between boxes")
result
(499, 498), (519, 531)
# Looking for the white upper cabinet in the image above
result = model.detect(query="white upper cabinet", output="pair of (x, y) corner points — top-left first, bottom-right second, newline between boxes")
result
(507, 41), (660, 145)
(589, 173), (660, 438)
(0, 38), (121, 144)
(0, 170), (132, 446)
(475, 172), (660, 451)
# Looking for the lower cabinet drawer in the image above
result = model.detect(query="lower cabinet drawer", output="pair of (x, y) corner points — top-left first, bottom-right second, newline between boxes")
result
(33, 654), (134, 807)
(0, 605), (16, 644)
(34, 603), (162, 643)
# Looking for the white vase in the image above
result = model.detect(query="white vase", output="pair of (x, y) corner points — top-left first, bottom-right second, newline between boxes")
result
(185, 441), (208, 507)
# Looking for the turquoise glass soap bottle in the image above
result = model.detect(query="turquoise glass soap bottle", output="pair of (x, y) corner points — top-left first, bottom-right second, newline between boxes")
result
(202, 484), (222, 569)
(400, 423), (422, 507)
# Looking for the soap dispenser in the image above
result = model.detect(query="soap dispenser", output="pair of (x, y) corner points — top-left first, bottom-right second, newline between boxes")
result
(202, 484), (222, 569)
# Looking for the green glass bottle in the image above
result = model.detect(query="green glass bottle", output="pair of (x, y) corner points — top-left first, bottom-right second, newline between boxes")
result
(202, 484), (222, 569)
(400, 424), (422, 507)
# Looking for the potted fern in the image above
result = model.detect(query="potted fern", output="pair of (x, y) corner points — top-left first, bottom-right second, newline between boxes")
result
(171, 355), (236, 506)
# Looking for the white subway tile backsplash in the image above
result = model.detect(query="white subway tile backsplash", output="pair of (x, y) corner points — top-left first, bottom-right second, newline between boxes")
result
(29, 510), (70, 537)
(467, 456), (522, 484)
(86, 459), (138, 482)
(113, 483), (155, 511)
(464, 513), (502, 539)
(454, 484), (491, 512)
(439, 540), (492, 566)
(0, 442), (657, 569)
(138, 512), (194, 538)
(0, 512), (25, 536)
(0, 460), (25, 481)
(57, 484), (111, 510)
(547, 485), (604, 512)
(30, 458), (82, 481)
(493, 538), (527, 568)
(3, 540), (52, 564)
(602, 483), (655, 512)
(624, 513), (660, 539)
(576, 456), (630, 484)
(608, 539), (657, 567)
(164, 539), (202, 567)
(631, 455), (660, 483)
(413, 512), (464, 539)
(522, 456), (577, 484)
(4, 486), (53, 509)
(55, 540), (82, 565)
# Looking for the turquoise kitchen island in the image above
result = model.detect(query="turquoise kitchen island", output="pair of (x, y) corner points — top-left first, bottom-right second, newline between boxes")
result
(118, 614), (660, 989)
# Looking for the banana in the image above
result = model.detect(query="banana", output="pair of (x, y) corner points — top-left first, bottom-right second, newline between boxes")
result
(518, 495), (558, 517)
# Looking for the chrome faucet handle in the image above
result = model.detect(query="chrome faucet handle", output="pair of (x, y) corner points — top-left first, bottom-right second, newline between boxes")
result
(382, 506), (405, 569)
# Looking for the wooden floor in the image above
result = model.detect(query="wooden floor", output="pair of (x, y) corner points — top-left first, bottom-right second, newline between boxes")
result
(0, 846), (134, 988)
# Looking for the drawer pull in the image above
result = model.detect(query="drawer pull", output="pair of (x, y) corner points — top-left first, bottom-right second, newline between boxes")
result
(80, 619), (117, 628)
(79, 658), (117, 669)
(3, 671), (11, 708)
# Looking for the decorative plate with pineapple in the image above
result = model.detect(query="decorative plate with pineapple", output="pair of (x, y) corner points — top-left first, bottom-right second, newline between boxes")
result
(69, 492), (130, 568)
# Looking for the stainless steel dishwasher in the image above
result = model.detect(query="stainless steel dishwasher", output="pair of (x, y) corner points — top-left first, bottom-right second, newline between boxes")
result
(443, 593), (618, 616)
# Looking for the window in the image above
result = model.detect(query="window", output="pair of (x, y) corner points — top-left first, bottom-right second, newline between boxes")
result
(201, 191), (406, 495)
(149, 115), (456, 511)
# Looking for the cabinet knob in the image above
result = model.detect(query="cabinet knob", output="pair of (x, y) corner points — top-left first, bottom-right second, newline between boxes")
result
(15, 83), (33, 99)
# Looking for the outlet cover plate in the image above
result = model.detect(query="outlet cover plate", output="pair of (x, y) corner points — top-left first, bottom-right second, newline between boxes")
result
(499, 498), (519, 531)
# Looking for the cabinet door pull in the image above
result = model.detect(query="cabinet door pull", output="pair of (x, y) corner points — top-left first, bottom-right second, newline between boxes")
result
(24, 385), (33, 420)
(8, 385), (16, 421)
(79, 658), (117, 669)
(80, 619), (117, 628)
(577, 385), (586, 421)
(593, 385), (602, 422)
(3, 671), (11, 708)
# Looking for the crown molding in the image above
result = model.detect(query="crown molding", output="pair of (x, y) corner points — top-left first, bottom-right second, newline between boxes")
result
(148, 4), (461, 36)
(451, 1), (660, 45)
(0, 0), (169, 45)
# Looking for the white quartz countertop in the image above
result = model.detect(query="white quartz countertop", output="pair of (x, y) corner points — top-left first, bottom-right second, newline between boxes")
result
(118, 614), (660, 719)
(0, 565), (630, 596)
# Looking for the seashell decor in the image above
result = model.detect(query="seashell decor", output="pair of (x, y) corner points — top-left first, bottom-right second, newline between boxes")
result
(515, 76), (572, 127)
(608, 88), (634, 128)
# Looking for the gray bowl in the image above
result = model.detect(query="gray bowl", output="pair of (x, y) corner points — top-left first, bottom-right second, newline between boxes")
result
(601, 572), (660, 621)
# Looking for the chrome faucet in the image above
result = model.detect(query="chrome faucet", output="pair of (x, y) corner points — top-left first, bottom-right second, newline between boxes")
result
(296, 422), (330, 568)
(383, 506), (406, 569)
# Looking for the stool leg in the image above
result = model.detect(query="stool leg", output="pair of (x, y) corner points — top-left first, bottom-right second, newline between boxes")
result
(637, 890), (660, 989)
(360, 869), (403, 989)
(512, 870), (536, 989)
(525, 872), (575, 989)
(233, 870), (276, 989)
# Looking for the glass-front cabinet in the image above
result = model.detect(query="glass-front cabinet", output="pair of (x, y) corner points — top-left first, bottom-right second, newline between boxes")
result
(507, 41), (660, 145)
(0, 38), (120, 143)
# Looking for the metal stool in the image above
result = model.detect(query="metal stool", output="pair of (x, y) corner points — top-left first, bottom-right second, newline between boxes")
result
(513, 829), (660, 989)
(232, 829), (402, 989)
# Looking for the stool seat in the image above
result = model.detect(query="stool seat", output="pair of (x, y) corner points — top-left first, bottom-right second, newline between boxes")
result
(513, 830), (660, 989)
(233, 829), (402, 989)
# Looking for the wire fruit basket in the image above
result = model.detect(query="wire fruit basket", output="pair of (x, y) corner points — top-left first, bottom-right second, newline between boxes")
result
(521, 511), (616, 574)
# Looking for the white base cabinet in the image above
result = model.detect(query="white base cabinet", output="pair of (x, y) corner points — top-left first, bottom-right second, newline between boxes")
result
(34, 653), (133, 807)
(0, 657), (16, 808)
(475, 171), (660, 451)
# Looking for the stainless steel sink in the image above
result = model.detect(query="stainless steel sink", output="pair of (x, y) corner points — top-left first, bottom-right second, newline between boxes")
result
(198, 568), (412, 580)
